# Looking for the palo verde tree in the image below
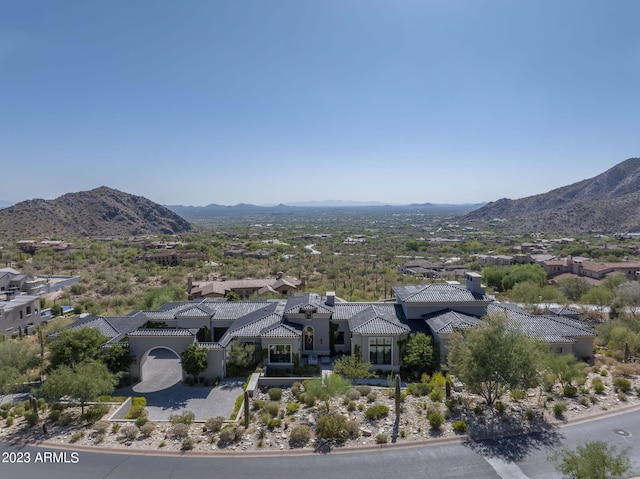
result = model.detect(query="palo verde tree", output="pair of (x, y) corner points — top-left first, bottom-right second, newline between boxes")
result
(47, 327), (109, 369)
(448, 312), (545, 408)
(180, 343), (209, 383)
(40, 361), (117, 415)
(401, 332), (436, 378)
(0, 340), (42, 402)
(332, 354), (375, 384)
(552, 441), (632, 479)
(303, 374), (351, 413)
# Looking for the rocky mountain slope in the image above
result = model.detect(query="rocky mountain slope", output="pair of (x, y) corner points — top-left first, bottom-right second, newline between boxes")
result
(464, 158), (640, 234)
(0, 187), (192, 239)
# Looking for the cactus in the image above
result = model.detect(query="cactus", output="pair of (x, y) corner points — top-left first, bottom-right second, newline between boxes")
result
(395, 374), (401, 421)
(244, 391), (250, 428)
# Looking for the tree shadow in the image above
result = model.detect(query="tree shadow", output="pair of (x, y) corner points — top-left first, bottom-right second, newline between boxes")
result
(391, 418), (399, 443)
(463, 413), (561, 463)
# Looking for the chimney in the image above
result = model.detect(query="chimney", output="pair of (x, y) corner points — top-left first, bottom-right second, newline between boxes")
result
(326, 291), (335, 307)
(276, 271), (283, 280)
(465, 272), (485, 295)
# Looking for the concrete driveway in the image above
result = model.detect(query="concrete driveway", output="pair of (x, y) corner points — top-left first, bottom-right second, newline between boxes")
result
(116, 348), (244, 421)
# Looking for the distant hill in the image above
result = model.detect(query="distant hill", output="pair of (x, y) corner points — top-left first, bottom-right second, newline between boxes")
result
(464, 158), (640, 234)
(0, 187), (192, 239)
(166, 202), (482, 222)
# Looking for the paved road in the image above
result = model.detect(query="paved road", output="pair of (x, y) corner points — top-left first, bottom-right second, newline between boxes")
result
(2, 409), (639, 479)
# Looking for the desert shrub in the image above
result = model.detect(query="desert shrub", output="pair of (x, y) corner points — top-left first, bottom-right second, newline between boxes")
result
(0, 403), (11, 410)
(170, 411), (195, 425)
(169, 423), (190, 439)
(13, 406), (25, 416)
(428, 411), (444, 430)
(618, 393), (628, 401)
(50, 403), (66, 412)
(346, 419), (360, 438)
(316, 414), (348, 443)
(126, 406), (147, 420)
(120, 424), (140, 441)
(346, 401), (357, 412)
(218, 425), (241, 446)
(181, 437), (196, 450)
(300, 392), (316, 407)
(376, 433), (388, 444)
(205, 416), (225, 433)
(132, 397), (147, 408)
(429, 388), (444, 402)
(84, 403), (110, 423)
(591, 377), (605, 394)
(356, 385), (371, 396)
(25, 411), (39, 427)
(553, 402), (567, 417)
(267, 388), (283, 401)
(95, 433), (106, 443)
(69, 431), (84, 443)
(452, 420), (467, 433)
(135, 416), (149, 428)
(600, 368), (609, 376)
(563, 385), (578, 398)
(613, 378), (632, 394)
(473, 404), (484, 415)
(58, 412), (75, 426)
(5, 417), (14, 427)
(140, 422), (156, 437)
(494, 401), (507, 414)
(510, 389), (526, 401)
(346, 388), (361, 400)
(525, 409), (536, 421)
(252, 399), (265, 411)
(111, 423), (121, 434)
(93, 420), (110, 434)
(365, 404), (389, 420)
(578, 396), (590, 407)
(289, 425), (312, 447)
(407, 382), (433, 397)
(285, 403), (300, 415)
(291, 382), (303, 398)
(265, 401), (280, 417)
(267, 418), (282, 429)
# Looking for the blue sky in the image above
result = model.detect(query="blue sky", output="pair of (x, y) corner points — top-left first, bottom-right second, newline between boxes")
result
(1, 1), (639, 206)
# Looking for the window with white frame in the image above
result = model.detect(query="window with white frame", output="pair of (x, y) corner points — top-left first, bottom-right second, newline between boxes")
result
(369, 337), (392, 365)
(269, 344), (292, 363)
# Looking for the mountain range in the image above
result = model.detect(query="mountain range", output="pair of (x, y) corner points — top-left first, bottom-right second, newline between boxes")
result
(0, 186), (192, 239)
(464, 157), (640, 234)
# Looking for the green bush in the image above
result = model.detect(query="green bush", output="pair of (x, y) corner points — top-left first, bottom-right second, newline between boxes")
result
(252, 399), (265, 411)
(376, 433), (388, 444)
(301, 392), (316, 407)
(25, 411), (39, 427)
(170, 411), (195, 425)
(346, 389), (361, 400)
(347, 401), (357, 412)
(140, 422), (156, 437)
(85, 403), (110, 423)
(181, 437), (196, 450)
(494, 401), (507, 414)
(291, 382), (303, 398)
(218, 425), (241, 446)
(267, 418), (282, 429)
(170, 423), (190, 439)
(428, 411), (444, 430)
(452, 420), (467, 433)
(289, 425), (312, 447)
(316, 414), (348, 443)
(407, 382), (432, 396)
(69, 431), (84, 443)
(592, 378), (605, 394)
(356, 385), (371, 396)
(524, 409), (536, 421)
(563, 385), (578, 398)
(125, 405), (147, 420)
(365, 404), (389, 420)
(135, 416), (148, 428)
(205, 416), (225, 433)
(429, 388), (444, 402)
(132, 397), (147, 408)
(265, 401), (280, 418)
(366, 391), (378, 403)
(267, 388), (282, 401)
(613, 378), (632, 394)
(5, 417), (14, 427)
(553, 402), (567, 417)
(285, 403), (300, 415)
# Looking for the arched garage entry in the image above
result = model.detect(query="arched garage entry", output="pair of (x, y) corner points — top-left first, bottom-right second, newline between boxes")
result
(133, 347), (183, 393)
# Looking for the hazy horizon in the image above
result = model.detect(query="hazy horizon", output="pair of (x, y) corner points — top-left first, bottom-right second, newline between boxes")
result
(2, 1), (638, 206)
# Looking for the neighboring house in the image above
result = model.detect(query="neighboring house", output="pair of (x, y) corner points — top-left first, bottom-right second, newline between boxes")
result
(189, 272), (305, 300)
(543, 257), (640, 283)
(135, 249), (208, 266)
(0, 267), (80, 297)
(0, 294), (42, 336)
(55, 272), (596, 383)
(16, 240), (72, 254)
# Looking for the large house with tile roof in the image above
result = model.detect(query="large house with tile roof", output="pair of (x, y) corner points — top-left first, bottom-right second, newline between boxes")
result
(57, 272), (596, 382)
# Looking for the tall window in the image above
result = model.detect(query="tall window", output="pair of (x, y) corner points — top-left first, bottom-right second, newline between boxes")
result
(369, 337), (392, 365)
(269, 344), (292, 364)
